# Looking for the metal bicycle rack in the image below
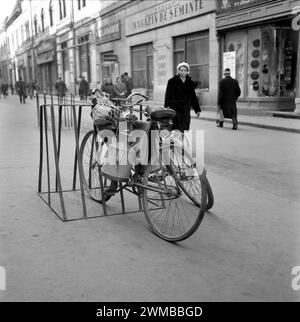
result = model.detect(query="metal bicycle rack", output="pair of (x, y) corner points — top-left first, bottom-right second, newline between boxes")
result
(37, 94), (146, 222)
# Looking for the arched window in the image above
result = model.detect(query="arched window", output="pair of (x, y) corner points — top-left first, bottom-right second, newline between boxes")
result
(41, 8), (45, 32)
(49, 1), (53, 27)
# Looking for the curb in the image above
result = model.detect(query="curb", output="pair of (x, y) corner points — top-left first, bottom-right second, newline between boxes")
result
(193, 116), (300, 134)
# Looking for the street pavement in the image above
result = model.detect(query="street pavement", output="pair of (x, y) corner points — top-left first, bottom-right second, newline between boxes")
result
(0, 95), (299, 302)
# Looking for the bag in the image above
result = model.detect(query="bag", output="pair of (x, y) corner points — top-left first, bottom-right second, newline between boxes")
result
(24, 95), (27, 99)
(216, 106), (224, 122)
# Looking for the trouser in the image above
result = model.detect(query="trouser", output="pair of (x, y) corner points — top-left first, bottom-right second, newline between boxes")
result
(19, 94), (25, 103)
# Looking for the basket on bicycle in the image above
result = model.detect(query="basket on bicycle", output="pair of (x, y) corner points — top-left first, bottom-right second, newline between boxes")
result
(91, 96), (122, 130)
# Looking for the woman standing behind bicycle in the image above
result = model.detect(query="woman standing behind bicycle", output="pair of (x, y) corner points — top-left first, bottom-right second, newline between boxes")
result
(164, 62), (200, 132)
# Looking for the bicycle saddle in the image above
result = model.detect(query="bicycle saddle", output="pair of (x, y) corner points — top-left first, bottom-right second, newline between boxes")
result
(146, 107), (176, 120)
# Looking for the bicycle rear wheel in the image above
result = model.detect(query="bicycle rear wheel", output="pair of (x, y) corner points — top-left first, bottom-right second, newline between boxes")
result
(142, 150), (207, 242)
(78, 130), (111, 203)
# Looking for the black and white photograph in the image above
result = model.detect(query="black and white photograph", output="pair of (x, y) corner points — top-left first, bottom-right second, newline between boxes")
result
(0, 0), (299, 310)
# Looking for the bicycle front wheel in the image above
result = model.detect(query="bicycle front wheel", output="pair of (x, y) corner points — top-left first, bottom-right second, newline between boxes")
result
(78, 130), (111, 203)
(142, 152), (207, 242)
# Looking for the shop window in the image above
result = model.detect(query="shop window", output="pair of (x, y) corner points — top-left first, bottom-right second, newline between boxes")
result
(224, 30), (245, 97)
(174, 31), (209, 90)
(225, 25), (298, 99)
(79, 42), (91, 81)
(131, 43), (153, 93)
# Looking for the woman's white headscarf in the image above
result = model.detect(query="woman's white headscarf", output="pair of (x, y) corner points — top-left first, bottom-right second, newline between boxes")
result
(176, 62), (190, 74)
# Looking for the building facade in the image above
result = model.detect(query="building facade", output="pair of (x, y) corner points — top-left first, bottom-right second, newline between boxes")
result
(95, 0), (218, 103)
(216, 0), (300, 111)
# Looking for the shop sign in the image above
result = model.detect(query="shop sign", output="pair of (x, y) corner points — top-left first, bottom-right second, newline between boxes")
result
(217, 0), (277, 14)
(36, 50), (55, 65)
(37, 41), (54, 55)
(97, 20), (121, 44)
(223, 51), (236, 79)
(103, 54), (118, 62)
(126, 0), (214, 36)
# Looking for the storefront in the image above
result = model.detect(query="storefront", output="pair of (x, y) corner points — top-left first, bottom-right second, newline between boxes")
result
(125, 0), (217, 103)
(35, 39), (57, 93)
(216, 0), (300, 111)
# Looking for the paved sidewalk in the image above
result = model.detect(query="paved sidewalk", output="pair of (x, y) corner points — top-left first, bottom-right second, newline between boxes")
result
(31, 94), (300, 134)
(196, 110), (300, 134)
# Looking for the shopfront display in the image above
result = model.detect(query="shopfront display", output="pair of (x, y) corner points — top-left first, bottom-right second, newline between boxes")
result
(224, 23), (298, 100)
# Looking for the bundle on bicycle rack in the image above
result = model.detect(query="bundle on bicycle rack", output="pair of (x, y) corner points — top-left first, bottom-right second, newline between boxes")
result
(91, 95), (121, 128)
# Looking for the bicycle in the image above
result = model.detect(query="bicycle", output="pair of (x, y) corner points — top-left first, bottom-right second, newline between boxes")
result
(78, 90), (210, 242)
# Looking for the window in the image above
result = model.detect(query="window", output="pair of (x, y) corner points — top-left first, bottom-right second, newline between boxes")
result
(41, 9), (45, 32)
(131, 43), (153, 96)
(59, 0), (62, 20)
(174, 31), (209, 90)
(34, 15), (38, 35)
(25, 21), (30, 39)
(49, 1), (53, 27)
(63, 0), (66, 17)
(82, 0), (86, 7)
(225, 24), (298, 98)
(224, 30), (245, 97)
(78, 0), (81, 10)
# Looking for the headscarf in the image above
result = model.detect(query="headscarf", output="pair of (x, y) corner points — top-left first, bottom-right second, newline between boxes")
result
(176, 62), (190, 74)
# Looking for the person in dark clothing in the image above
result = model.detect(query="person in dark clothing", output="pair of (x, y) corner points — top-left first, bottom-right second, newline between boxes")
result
(164, 62), (200, 132)
(122, 72), (133, 96)
(16, 77), (27, 104)
(55, 77), (67, 104)
(217, 68), (241, 130)
(79, 76), (89, 101)
(10, 83), (14, 95)
(100, 76), (115, 98)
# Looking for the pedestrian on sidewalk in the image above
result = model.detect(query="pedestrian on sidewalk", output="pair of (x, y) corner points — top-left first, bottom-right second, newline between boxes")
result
(122, 72), (133, 96)
(101, 76), (115, 98)
(164, 62), (200, 132)
(16, 77), (27, 104)
(55, 77), (67, 105)
(113, 75), (127, 99)
(217, 68), (241, 130)
(79, 76), (89, 101)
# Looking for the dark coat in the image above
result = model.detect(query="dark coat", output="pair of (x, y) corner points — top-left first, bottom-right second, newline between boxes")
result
(16, 81), (26, 96)
(164, 75), (200, 131)
(101, 83), (115, 98)
(55, 80), (67, 95)
(217, 76), (241, 119)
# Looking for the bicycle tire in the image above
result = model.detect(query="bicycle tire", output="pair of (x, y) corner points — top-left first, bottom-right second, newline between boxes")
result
(78, 130), (111, 203)
(142, 148), (207, 242)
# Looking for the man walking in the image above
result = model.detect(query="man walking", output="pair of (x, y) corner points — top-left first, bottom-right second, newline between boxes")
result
(55, 77), (67, 104)
(79, 76), (89, 101)
(16, 77), (27, 104)
(217, 68), (241, 130)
